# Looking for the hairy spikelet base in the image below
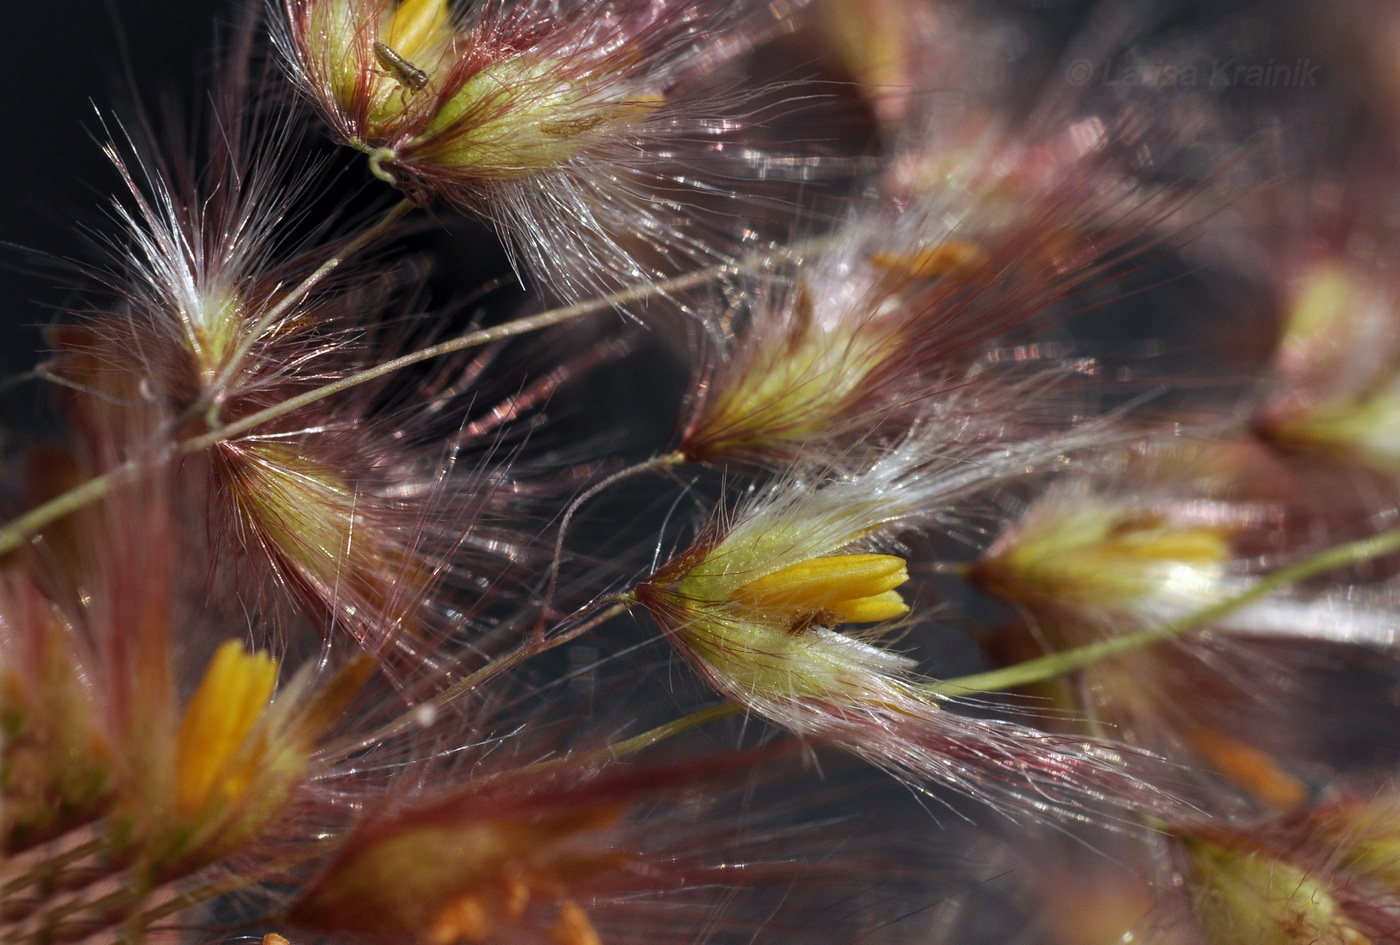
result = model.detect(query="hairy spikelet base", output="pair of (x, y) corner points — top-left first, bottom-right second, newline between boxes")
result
(638, 427), (1182, 819)
(278, 0), (812, 302)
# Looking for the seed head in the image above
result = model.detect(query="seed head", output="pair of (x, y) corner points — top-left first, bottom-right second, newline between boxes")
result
(678, 183), (1138, 467)
(287, 750), (858, 945)
(971, 481), (1238, 626)
(279, 0), (804, 299)
(638, 435), (1180, 817)
(1179, 829), (1371, 945)
(1256, 258), (1400, 473)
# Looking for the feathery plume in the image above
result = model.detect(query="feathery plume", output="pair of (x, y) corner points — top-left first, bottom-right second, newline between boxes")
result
(677, 135), (1167, 467)
(0, 477), (370, 942)
(277, 0), (807, 300)
(49, 59), (541, 661)
(637, 429), (1175, 817)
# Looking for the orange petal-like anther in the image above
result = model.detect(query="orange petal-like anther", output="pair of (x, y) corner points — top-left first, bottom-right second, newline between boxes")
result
(175, 640), (277, 816)
(731, 554), (910, 623)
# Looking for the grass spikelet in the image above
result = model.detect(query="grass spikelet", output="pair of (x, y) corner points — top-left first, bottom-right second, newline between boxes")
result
(278, 0), (813, 301)
(636, 429), (1180, 818)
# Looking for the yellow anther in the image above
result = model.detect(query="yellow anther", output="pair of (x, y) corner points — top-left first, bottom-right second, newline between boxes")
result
(385, 0), (452, 61)
(825, 589), (910, 623)
(551, 902), (602, 945)
(732, 554), (910, 624)
(175, 640), (278, 816)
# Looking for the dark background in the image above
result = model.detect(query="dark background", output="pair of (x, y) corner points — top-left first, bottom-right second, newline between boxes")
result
(0, 0), (1342, 438)
(0, 0), (230, 421)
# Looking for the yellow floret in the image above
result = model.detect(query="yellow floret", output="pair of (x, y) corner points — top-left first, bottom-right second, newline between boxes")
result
(732, 554), (910, 625)
(384, 0), (452, 62)
(175, 640), (278, 816)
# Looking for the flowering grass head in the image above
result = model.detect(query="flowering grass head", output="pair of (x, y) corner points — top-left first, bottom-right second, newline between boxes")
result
(637, 432), (1179, 817)
(969, 475), (1243, 629)
(287, 747), (878, 945)
(81, 62), (356, 425)
(1255, 257), (1400, 473)
(676, 262), (913, 466)
(283, 0), (665, 182)
(211, 435), (437, 655)
(969, 436), (1400, 645)
(964, 440), (1400, 809)
(677, 161), (1156, 467)
(0, 477), (373, 943)
(1177, 827), (1371, 945)
(280, 0), (803, 298)
(635, 439), (932, 699)
(142, 639), (371, 873)
(43, 56), (548, 662)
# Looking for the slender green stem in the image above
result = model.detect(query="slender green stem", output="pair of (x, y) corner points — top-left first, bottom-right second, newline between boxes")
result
(0, 465), (129, 559)
(535, 451), (686, 637)
(181, 246), (792, 452)
(594, 703), (742, 761)
(928, 524), (1400, 696)
(0, 241), (821, 558)
(508, 702), (743, 782)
